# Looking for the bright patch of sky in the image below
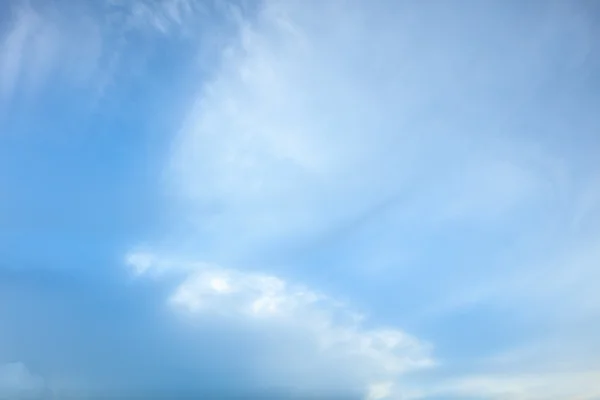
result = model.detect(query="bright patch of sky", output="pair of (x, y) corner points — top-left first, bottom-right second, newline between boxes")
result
(1, 0), (600, 399)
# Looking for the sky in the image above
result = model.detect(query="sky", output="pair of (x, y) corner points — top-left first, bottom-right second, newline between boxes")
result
(0, 0), (599, 399)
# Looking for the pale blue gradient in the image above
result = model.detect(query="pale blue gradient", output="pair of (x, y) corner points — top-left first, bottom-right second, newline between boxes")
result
(1, 0), (599, 399)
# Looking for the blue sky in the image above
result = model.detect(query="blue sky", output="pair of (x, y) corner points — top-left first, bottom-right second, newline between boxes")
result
(1, 0), (599, 399)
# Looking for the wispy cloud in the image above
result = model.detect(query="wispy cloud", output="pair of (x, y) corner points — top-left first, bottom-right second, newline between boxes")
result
(153, 0), (600, 398)
(111, 0), (205, 35)
(166, 0), (585, 265)
(126, 250), (434, 398)
(0, 362), (45, 400)
(1, 0), (599, 398)
(0, 2), (105, 106)
(0, 4), (46, 103)
(419, 370), (600, 400)
(0, 0), (213, 111)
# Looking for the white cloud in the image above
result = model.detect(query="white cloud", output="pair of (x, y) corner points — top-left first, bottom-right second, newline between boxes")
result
(126, 250), (434, 398)
(512, 234), (600, 318)
(421, 370), (600, 400)
(125, 0), (599, 398)
(0, 0), (207, 110)
(366, 381), (394, 400)
(433, 225), (600, 322)
(125, 251), (156, 276)
(0, 5), (40, 102)
(0, 362), (45, 400)
(166, 0), (568, 266)
(110, 0), (204, 35)
(0, 1), (103, 106)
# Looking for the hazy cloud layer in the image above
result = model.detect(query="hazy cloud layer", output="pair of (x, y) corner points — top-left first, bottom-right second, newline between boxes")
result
(1, 0), (599, 399)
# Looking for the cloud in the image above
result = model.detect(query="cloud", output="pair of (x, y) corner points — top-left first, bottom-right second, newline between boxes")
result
(0, 362), (45, 400)
(2, 0), (598, 398)
(420, 370), (600, 400)
(0, 0), (214, 111)
(0, 1), (103, 106)
(0, 4), (48, 103)
(126, 250), (434, 398)
(145, 0), (600, 398)
(110, 0), (206, 35)
(164, 0), (580, 269)
(424, 211), (600, 323)
(366, 382), (393, 400)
